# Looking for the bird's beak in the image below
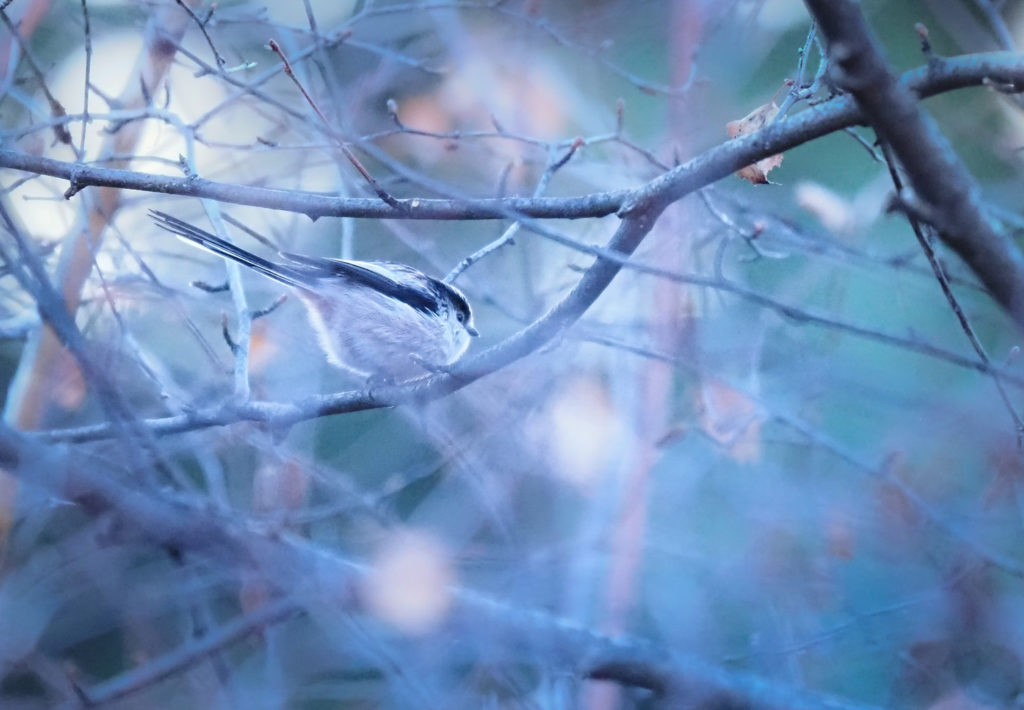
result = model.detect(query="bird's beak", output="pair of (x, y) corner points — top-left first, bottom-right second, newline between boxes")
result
(467, 324), (479, 337)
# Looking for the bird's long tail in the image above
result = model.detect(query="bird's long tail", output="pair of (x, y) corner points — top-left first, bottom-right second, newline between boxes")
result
(149, 210), (312, 289)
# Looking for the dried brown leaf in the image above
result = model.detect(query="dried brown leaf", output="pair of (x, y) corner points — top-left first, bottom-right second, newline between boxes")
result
(726, 101), (783, 184)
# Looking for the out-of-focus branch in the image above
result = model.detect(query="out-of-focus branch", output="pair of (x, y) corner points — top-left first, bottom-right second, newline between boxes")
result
(33, 208), (665, 443)
(3, 46), (1024, 449)
(0, 51), (1021, 219)
(0, 0), (51, 81)
(972, 0), (1017, 51)
(584, 652), (885, 710)
(0, 425), (247, 565)
(0, 0), (200, 551)
(70, 598), (300, 708)
(446, 138), (584, 282)
(804, 0), (1024, 327)
(879, 139), (1024, 446)
(34, 233), (1024, 444)
(0, 202), (170, 485)
(0, 423), (887, 710)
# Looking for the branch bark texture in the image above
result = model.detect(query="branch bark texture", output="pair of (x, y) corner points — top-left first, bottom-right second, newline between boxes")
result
(804, 0), (1024, 326)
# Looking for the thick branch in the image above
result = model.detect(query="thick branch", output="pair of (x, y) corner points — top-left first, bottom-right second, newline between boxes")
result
(805, 1), (1024, 325)
(0, 425), (885, 710)
(14, 51), (1024, 443)
(0, 52), (1021, 220)
(35, 208), (666, 442)
(0, 425), (246, 564)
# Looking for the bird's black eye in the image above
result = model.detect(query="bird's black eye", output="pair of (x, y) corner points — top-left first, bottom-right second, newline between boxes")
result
(456, 312), (465, 323)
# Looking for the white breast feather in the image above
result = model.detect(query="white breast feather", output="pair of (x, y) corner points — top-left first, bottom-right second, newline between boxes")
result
(298, 282), (468, 379)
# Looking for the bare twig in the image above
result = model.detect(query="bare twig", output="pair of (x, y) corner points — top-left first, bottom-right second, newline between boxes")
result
(972, 0), (1017, 51)
(267, 38), (404, 210)
(34, 235), (1024, 444)
(0, 0), (200, 550)
(73, 597), (300, 707)
(0, 49), (1019, 221)
(446, 137), (584, 282)
(174, 0), (226, 67)
(881, 140), (1024, 447)
(0, 9), (73, 147)
(78, 0), (92, 154)
(0, 423), (890, 710)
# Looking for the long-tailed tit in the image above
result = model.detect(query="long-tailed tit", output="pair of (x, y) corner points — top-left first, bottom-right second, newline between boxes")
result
(150, 211), (478, 379)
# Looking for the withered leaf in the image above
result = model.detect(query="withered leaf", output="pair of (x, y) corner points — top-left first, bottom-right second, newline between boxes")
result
(726, 101), (783, 184)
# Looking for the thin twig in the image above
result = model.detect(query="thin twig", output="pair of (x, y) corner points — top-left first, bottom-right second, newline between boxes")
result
(174, 0), (226, 67)
(880, 140), (1024, 448)
(0, 9), (74, 148)
(267, 38), (404, 210)
(74, 598), (300, 707)
(446, 137), (584, 282)
(2, 50), (1019, 220)
(973, 0), (1017, 51)
(78, 0), (93, 154)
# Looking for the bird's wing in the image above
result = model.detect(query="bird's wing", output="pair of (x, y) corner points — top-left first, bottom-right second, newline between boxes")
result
(280, 253), (440, 314)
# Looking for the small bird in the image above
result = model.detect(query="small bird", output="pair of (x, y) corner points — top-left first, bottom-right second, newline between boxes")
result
(150, 210), (478, 380)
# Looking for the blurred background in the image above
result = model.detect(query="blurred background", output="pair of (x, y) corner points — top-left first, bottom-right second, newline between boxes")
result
(1, 0), (1023, 708)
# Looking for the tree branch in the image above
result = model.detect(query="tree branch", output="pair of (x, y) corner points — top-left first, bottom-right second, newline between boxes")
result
(0, 424), (887, 710)
(0, 51), (1020, 221)
(805, 1), (1024, 326)
(11, 50), (1024, 443)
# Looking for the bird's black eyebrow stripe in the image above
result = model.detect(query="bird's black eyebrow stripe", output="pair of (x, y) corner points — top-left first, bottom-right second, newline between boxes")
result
(437, 282), (471, 317)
